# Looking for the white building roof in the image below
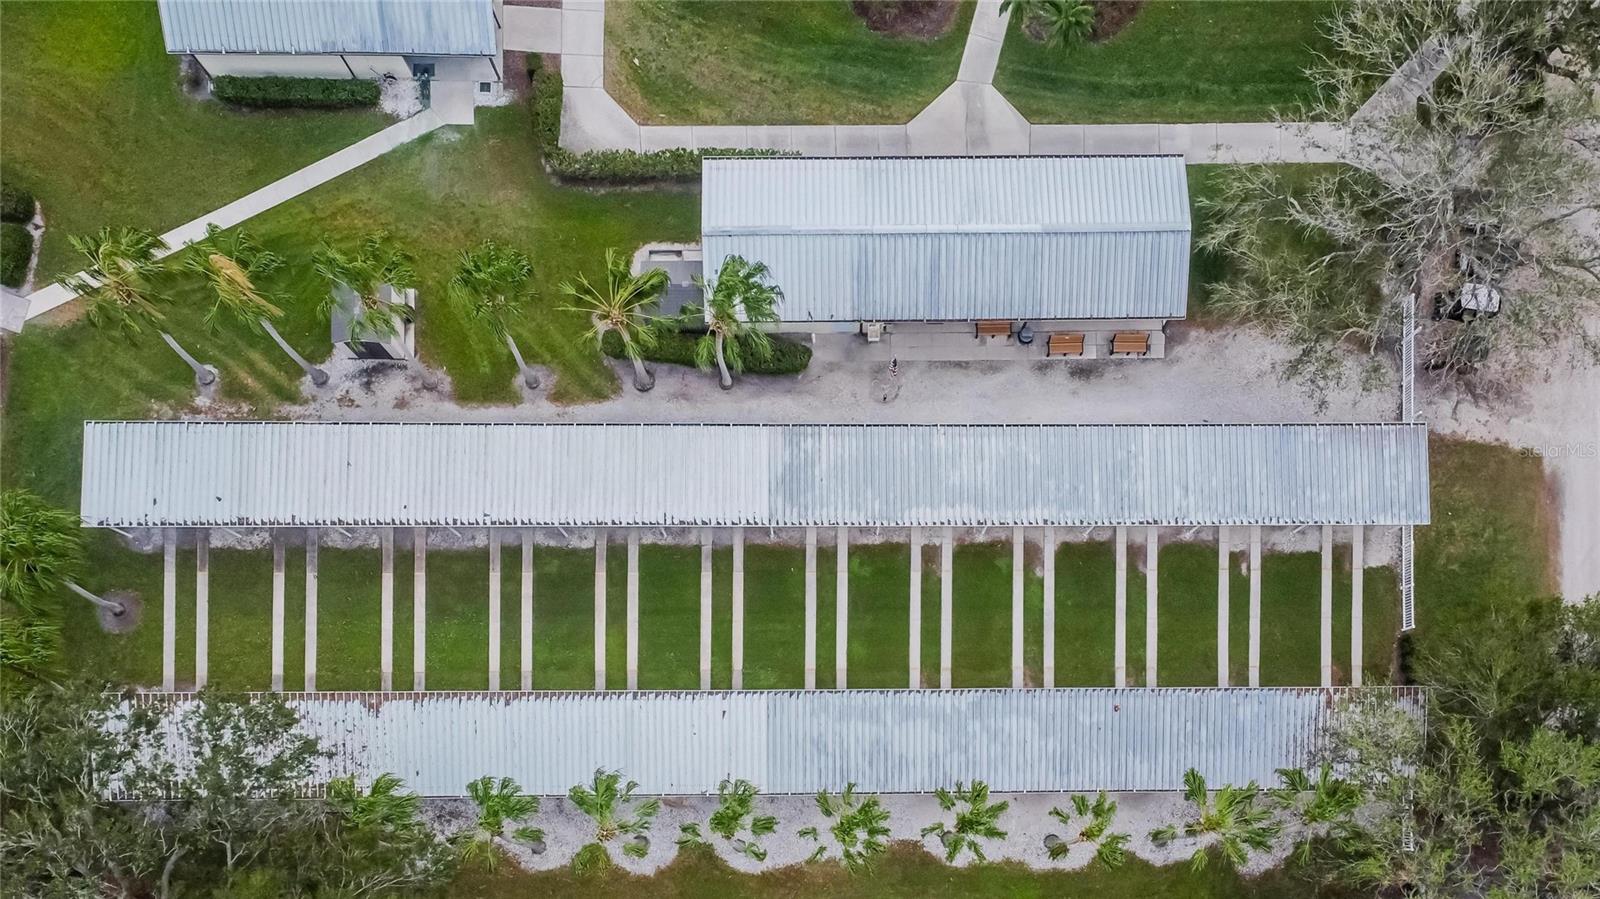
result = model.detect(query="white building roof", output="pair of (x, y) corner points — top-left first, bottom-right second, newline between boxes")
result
(157, 0), (499, 57)
(80, 421), (1430, 528)
(700, 156), (1192, 322)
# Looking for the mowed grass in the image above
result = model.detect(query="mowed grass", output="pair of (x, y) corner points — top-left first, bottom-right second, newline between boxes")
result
(0, 1), (388, 281)
(993, 1), (1334, 123)
(64, 532), (1395, 692)
(605, 0), (974, 125)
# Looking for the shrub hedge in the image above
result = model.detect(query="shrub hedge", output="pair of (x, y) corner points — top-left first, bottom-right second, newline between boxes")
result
(211, 75), (380, 109)
(601, 328), (811, 375)
(1, 183), (35, 223)
(1, 222), (34, 288)
(529, 67), (794, 182)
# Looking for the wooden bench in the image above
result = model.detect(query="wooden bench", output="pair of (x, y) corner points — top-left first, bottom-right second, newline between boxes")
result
(1046, 332), (1085, 357)
(1111, 331), (1151, 356)
(975, 320), (1013, 338)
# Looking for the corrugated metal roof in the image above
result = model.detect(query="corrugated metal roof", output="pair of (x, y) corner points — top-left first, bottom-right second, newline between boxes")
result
(157, 0), (499, 57)
(80, 421), (1431, 528)
(700, 156), (1192, 321)
(121, 688), (1424, 797)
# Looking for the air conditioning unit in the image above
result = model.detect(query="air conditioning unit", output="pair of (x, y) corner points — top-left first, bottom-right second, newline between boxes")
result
(863, 321), (885, 343)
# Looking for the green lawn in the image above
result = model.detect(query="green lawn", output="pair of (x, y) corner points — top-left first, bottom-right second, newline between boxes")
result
(604, 0), (974, 125)
(0, 0), (389, 281)
(993, 1), (1334, 124)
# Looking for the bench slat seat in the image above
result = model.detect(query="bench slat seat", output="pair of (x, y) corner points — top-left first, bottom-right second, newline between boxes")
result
(1047, 333), (1085, 357)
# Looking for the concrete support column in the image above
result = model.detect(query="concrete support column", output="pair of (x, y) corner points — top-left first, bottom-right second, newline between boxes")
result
(381, 528), (394, 691)
(1320, 525), (1334, 688)
(626, 528), (640, 691)
(732, 527), (745, 690)
(270, 535), (285, 692)
(1011, 527), (1025, 689)
(488, 532), (502, 692)
(163, 528), (177, 692)
(1114, 526), (1128, 688)
(835, 526), (849, 690)
(1145, 526), (1159, 687)
(1216, 526), (1231, 687)
(700, 528), (713, 691)
(1248, 525), (1262, 687)
(521, 529), (534, 691)
(195, 530), (209, 690)
(908, 526), (923, 689)
(1351, 525), (1365, 687)
(804, 527), (818, 690)
(305, 528), (319, 692)
(413, 527), (427, 691)
(1042, 526), (1056, 688)
(940, 527), (954, 690)
(593, 528), (607, 691)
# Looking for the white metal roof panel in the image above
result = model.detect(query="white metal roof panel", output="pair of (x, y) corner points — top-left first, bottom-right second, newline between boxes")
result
(157, 0), (499, 56)
(700, 156), (1191, 321)
(80, 421), (1430, 528)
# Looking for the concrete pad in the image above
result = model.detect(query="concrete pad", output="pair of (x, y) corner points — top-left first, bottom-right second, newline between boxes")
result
(835, 126), (883, 156)
(744, 126), (795, 152)
(1281, 122), (1347, 162)
(503, 6), (563, 53)
(1030, 125), (1085, 155)
(560, 87), (641, 151)
(561, 9), (605, 57)
(564, 0), (604, 11)
(1158, 124), (1197, 157)
(907, 84), (969, 155)
(1082, 124), (1161, 155)
(957, 32), (1005, 84)
(965, 85), (1031, 155)
(640, 126), (694, 152)
(1213, 123), (1281, 162)
(785, 126), (837, 155)
(876, 125), (910, 155)
(430, 80), (476, 126)
(691, 125), (751, 149)
(563, 53), (605, 90)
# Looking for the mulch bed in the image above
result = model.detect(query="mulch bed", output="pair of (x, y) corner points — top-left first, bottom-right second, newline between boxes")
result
(1022, 0), (1146, 44)
(850, 0), (960, 39)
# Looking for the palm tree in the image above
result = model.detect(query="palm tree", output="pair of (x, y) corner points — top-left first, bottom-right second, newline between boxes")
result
(558, 248), (668, 392)
(62, 226), (217, 387)
(921, 780), (1009, 863)
(1150, 768), (1281, 871)
(448, 241), (540, 390)
(1270, 765), (1362, 864)
(1001, 0), (1095, 48)
(569, 768), (660, 859)
(1046, 791), (1131, 868)
(184, 225), (329, 387)
(313, 232), (417, 344)
(693, 255), (782, 390)
(799, 783), (891, 871)
(0, 489), (126, 625)
(457, 776), (544, 869)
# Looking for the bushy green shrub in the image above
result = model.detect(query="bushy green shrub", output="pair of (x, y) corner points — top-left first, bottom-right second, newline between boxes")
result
(1, 222), (33, 288)
(528, 67), (792, 183)
(0, 183), (35, 223)
(211, 75), (379, 109)
(600, 328), (811, 375)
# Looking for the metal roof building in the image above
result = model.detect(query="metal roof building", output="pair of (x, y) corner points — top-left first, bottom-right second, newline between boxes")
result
(157, 0), (500, 57)
(80, 421), (1430, 528)
(700, 156), (1192, 322)
(123, 687), (1423, 796)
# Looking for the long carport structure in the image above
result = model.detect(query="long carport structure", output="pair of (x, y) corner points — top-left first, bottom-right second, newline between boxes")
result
(81, 421), (1431, 693)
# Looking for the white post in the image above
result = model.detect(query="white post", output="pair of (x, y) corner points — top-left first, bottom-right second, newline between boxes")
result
(700, 528), (713, 691)
(195, 530), (209, 690)
(804, 527), (818, 690)
(488, 532), (502, 691)
(1320, 524), (1334, 688)
(1217, 526), (1230, 687)
(305, 528), (318, 692)
(593, 528), (607, 691)
(270, 535), (285, 692)
(163, 528), (176, 692)
(1145, 526), (1159, 687)
(381, 528), (394, 691)
(521, 528), (534, 691)
(413, 527), (427, 691)
(909, 526), (923, 689)
(836, 526), (849, 690)
(1351, 525), (1365, 687)
(1249, 525), (1262, 688)
(1042, 526), (1056, 688)
(732, 527), (745, 690)
(626, 529), (640, 691)
(940, 527), (954, 690)
(1114, 526), (1128, 688)
(1011, 526), (1025, 688)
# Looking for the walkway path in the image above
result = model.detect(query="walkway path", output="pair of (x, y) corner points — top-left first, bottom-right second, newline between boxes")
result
(22, 109), (445, 322)
(527, 0), (1346, 161)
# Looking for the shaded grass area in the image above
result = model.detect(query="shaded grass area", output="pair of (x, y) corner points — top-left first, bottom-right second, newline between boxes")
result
(450, 843), (1351, 898)
(0, 0), (387, 281)
(605, 0), (973, 125)
(993, 1), (1334, 124)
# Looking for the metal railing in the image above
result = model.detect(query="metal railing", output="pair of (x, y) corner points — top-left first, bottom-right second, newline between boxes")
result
(1400, 294), (1418, 632)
